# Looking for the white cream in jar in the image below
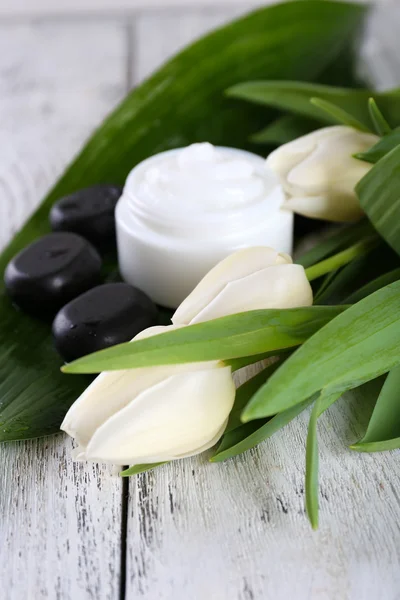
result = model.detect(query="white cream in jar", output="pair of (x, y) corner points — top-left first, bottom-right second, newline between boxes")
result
(115, 143), (293, 308)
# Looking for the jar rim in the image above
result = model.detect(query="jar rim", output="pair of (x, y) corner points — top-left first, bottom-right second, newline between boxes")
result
(118, 145), (285, 237)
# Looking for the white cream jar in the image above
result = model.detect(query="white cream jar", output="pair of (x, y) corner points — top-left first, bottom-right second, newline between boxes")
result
(115, 143), (293, 308)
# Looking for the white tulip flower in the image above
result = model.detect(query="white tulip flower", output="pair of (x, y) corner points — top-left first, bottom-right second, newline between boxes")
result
(62, 246), (313, 466)
(172, 246), (313, 326)
(266, 125), (379, 222)
(61, 326), (235, 464)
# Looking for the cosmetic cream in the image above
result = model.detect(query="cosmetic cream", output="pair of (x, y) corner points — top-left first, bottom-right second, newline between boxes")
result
(115, 143), (293, 308)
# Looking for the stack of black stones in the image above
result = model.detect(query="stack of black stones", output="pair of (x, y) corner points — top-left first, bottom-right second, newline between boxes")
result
(4, 185), (157, 362)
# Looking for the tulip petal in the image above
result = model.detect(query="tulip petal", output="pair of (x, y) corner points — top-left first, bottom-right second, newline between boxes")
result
(172, 247), (291, 325)
(61, 368), (170, 447)
(188, 263), (313, 324)
(84, 366), (235, 464)
(266, 135), (315, 192)
(61, 324), (212, 448)
(60, 325), (177, 446)
(61, 359), (221, 448)
(172, 419), (229, 459)
(266, 126), (379, 222)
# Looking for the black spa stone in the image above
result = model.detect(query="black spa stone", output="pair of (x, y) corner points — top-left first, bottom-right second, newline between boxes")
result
(52, 282), (158, 362)
(4, 232), (102, 316)
(49, 184), (123, 247)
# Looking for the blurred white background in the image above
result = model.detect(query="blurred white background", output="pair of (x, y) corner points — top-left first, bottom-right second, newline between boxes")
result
(0, 0), (261, 16)
(0, 0), (378, 17)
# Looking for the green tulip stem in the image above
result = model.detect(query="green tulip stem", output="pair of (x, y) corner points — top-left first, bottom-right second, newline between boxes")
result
(304, 236), (378, 282)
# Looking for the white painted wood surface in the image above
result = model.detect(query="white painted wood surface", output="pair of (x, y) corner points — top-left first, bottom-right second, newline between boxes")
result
(0, 22), (127, 600)
(0, 4), (399, 600)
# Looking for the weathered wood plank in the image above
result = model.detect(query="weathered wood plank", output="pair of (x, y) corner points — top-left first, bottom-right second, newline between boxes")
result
(125, 5), (400, 600)
(126, 400), (400, 600)
(1, 439), (123, 600)
(131, 5), (259, 84)
(0, 21), (127, 600)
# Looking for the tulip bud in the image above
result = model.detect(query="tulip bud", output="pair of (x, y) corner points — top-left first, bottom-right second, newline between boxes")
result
(266, 126), (379, 222)
(172, 246), (313, 326)
(61, 325), (235, 464)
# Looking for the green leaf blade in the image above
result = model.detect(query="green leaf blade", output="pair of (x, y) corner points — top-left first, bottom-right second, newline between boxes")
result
(313, 243), (399, 306)
(305, 390), (342, 528)
(357, 143), (400, 256)
(243, 281), (400, 421)
(227, 81), (400, 130)
(351, 437), (400, 453)
(226, 360), (283, 433)
(62, 306), (346, 374)
(368, 97), (391, 136)
(225, 351), (287, 372)
(305, 399), (320, 530)
(352, 365), (400, 452)
(304, 237), (378, 283)
(120, 462), (167, 477)
(310, 97), (371, 132)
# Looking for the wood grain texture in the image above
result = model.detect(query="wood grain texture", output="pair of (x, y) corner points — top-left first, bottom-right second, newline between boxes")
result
(0, 3), (400, 600)
(125, 382), (400, 600)
(125, 4), (400, 600)
(0, 21), (127, 600)
(0, 438), (123, 600)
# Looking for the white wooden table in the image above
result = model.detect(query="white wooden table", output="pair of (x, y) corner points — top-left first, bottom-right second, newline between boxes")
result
(1, 3), (400, 599)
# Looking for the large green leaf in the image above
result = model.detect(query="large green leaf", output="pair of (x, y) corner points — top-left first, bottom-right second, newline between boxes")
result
(357, 144), (400, 256)
(0, 1), (367, 441)
(243, 281), (400, 421)
(63, 306), (346, 374)
(227, 81), (400, 130)
(351, 366), (400, 452)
